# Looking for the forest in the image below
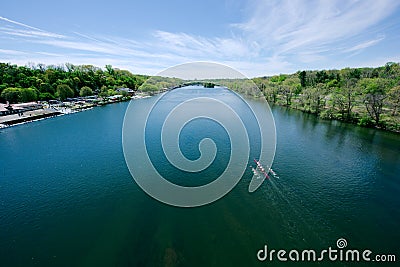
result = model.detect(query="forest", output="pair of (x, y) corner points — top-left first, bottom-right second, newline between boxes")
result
(253, 62), (400, 131)
(0, 62), (399, 131)
(0, 63), (148, 102)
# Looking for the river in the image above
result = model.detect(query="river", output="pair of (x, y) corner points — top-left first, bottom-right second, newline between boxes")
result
(1, 88), (399, 266)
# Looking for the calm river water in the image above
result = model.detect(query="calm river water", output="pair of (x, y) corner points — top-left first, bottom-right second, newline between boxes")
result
(1, 88), (399, 266)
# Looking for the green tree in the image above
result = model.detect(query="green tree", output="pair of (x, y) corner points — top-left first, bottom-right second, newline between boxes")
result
(387, 85), (400, 116)
(263, 82), (278, 103)
(39, 82), (55, 95)
(316, 70), (328, 84)
(105, 64), (114, 75)
(281, 77), (301, 106)
(1, 88), (20, 103)
(331, 89), (346, 119)
(56, 84), (74, 100)
(79, 86), (93, 97)
(359, 78), (389, 125)
(140, 83), (159, 92)
(298, 71), (306, 87)
(39, 92), (55, 101)
(0, 87), (37, 103)
(20, 88), (38, 102)
(107, 89), (117, 96)
(301, 84), (326, 114)
(332, 78), (360, 120)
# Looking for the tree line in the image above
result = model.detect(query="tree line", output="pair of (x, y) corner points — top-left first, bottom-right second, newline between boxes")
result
(0, 63), (148, 103)
(1, 61), (399, 131)
(253, 62), (400, 132)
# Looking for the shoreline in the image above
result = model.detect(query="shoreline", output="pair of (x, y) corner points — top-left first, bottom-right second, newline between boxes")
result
(0, 107), (92, 129)
(0, 96), (150, 129)
(0, 110), (62, 127)
(270, 102), (400, 134)
(2, 91), (399, 135)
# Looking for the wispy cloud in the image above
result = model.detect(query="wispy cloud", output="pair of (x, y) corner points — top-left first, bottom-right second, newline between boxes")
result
(234, 0), (398, 58)
(0, 16), (43, 31)
(0, 16), (188, 74)
(145, 0), (400, 74)
(153, 31), (252, 59)
(0, 16), (65, 39)
(344, 37), (385, 53)
(0, 27), (66, 39)
(0, 48), (27, 55)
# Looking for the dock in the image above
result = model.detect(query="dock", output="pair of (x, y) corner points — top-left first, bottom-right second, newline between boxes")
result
(0, 109), (62, 127)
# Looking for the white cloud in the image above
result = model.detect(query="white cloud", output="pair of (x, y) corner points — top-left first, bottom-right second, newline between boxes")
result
(0, 48), (28, 56)
(344, 37), (385, 53)
(234, 0), (398, 57)
(0, 16), (43, 31)
(0, 16), (66, 39)
(146, 0), (399, 75)
(152, 31), (252, 59)
(0, 27), (66, 39)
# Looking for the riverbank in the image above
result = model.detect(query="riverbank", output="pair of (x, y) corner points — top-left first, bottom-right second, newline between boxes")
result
(0, 94), (151, 129)
(0, 109), (62, 127)
(252, 64), (400, 134)
(269, 99), (400, 134)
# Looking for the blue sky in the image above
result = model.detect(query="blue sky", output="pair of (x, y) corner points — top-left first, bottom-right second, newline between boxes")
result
(0, 0), (399, 77)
